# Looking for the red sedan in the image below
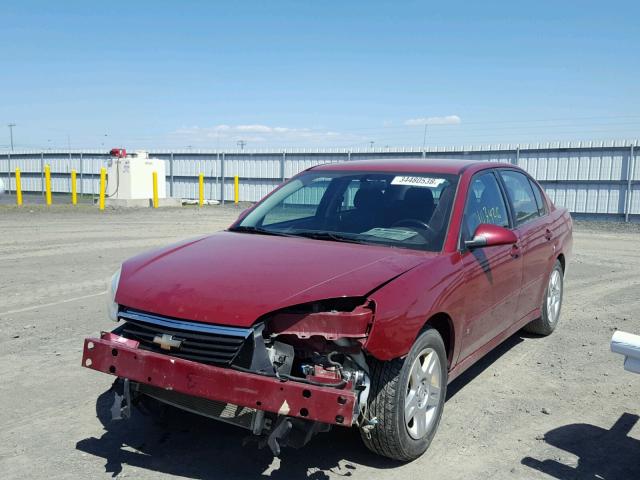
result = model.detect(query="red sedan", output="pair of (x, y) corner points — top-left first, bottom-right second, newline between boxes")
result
(83, 159), (572, 461)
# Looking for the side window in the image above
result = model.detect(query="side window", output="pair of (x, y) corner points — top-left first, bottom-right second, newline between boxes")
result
(499, 170), (540, 226)
(462, 172), (509, 241)
(340, 179), (362, 212)
(528, 178), (547, 216)
(262, 177), (331, 226)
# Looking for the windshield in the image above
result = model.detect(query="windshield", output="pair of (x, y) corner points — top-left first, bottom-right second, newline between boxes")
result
(232, 170), (459, 252)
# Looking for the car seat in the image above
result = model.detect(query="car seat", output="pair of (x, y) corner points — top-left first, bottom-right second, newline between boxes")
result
(396, 187), (435, 225)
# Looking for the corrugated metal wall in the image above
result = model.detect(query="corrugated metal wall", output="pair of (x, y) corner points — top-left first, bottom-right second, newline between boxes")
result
(1, 141), (638, 219)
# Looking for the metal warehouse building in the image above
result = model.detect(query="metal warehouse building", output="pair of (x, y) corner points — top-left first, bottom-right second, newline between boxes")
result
(2, 140), (638, 221)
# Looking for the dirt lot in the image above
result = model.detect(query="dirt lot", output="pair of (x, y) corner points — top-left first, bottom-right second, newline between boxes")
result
(0, 204), (639, 480)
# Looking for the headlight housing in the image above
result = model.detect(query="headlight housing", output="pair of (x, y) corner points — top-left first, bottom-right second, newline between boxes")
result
(107, 267), (122, 322)
(263, 297), (374, 341)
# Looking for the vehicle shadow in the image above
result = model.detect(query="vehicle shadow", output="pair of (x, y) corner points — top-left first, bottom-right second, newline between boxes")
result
(75, 331), (533, 478)
(521, 412), (640, 480)
(446, 332), (527, 400)
(75, 387), (399, 479)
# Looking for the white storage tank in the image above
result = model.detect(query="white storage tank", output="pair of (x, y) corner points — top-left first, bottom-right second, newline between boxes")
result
(106, 150), (166, 200)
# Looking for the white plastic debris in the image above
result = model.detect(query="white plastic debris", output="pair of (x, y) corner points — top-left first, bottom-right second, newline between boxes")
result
(611, 331), (640, 374)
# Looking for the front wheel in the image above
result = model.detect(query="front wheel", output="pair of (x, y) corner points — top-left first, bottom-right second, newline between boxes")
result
(361, 328), (447, 461)
(524, 259), (564, 336)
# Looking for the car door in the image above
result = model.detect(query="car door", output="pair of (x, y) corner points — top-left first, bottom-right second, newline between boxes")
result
(497, 169), (551, 320)
(459, 170), (523, 360)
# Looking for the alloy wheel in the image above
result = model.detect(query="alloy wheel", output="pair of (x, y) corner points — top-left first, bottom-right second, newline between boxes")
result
(405, 348), (442, 440)
(546, 269), (563, 324)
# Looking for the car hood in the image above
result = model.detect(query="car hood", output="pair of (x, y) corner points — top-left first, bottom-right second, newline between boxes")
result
(116, 231), (432, 327)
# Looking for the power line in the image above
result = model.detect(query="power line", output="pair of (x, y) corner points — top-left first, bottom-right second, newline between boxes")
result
(334, 121), (640, 139)
(335, 114), (640, 133)
(6, 114), (640, 150)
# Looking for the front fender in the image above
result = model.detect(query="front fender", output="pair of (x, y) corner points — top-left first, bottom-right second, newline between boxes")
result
(364, 253), (466, 363)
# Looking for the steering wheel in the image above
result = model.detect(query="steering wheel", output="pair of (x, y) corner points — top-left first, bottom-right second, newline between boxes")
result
(391, 219), (437, 236)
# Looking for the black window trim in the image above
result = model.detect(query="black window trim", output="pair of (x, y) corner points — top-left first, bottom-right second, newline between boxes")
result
(435, 176), (463, 254)
(493, 168), (516, 228)
(495, 168), (545, 228)
(458, 168), (513, 251)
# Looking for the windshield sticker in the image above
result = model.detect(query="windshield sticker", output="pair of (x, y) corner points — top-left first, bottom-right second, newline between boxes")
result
(391, 176), (446, 188)
(361, 228), (419, 241)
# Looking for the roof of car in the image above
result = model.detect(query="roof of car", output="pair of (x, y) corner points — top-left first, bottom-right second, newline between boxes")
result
(310, 158), (512, 175)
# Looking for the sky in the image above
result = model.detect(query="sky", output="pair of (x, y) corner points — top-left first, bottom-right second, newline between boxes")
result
(1, 0), (639, 151)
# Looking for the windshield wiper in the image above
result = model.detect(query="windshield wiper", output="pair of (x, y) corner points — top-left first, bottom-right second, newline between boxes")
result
(288, 230), (365, 244)
(228, 226), (295, 237)
(231, 226), (365, 244)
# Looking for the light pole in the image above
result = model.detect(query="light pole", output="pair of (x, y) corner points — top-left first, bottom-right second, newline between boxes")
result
(422, 123), (428, 150)
(8, 123), (16, 151)
(237, 140), (246, 151)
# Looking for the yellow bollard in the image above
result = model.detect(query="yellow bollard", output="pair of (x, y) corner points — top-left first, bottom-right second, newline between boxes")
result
(71, 169), (77, 205)
(99, 167), (106, 211)
(15, 168), (22, 206)
(198, 173), (204, 207)
(234, 175), (239, 205)
(152, 171), (159, 209)
(45, 165), (52, 206)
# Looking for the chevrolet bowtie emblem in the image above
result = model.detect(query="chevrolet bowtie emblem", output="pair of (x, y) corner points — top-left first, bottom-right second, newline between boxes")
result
(153, 333), (183, 351)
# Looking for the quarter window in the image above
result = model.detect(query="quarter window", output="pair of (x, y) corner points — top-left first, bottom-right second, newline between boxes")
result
(462, 172), (509, 241)
(528, 178), (547, 216)
(499, 170), (540, 226)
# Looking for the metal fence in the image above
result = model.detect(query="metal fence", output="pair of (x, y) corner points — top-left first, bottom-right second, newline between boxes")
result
(1, 140), (638, 220)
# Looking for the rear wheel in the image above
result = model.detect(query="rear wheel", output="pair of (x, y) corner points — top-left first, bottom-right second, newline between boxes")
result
(361, 328), (447, 461)
(524, 260), (564, 336)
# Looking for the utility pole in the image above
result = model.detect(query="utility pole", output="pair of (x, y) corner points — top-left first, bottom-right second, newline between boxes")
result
(237, 140), (246, 151)
(8, 123), (16, 151)
(422, 123), (428, 150)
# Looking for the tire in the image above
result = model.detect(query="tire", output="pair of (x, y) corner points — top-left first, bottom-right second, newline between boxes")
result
(524, 260), (564, 336)
(361, 328), (448, 461)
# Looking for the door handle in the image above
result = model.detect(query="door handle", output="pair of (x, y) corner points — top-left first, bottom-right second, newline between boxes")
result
(544, 228), (553, 241)
(510, 243), (520, 258)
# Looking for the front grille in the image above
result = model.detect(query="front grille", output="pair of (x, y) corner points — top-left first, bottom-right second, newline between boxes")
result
(116, 308), (252, 366)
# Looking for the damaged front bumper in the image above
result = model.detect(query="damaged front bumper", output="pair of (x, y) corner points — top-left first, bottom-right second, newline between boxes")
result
(82, 332), (357, 427)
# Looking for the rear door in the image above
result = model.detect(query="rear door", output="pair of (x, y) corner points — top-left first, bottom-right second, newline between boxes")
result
(497, 170), (553, 320)
(459, 170), (523, 360)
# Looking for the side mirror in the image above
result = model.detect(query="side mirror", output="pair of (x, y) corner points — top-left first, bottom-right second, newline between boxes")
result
(464, 223), (517, 249)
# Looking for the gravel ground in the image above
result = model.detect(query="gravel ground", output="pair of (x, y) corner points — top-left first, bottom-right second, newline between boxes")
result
(0, 204), (639, 480)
